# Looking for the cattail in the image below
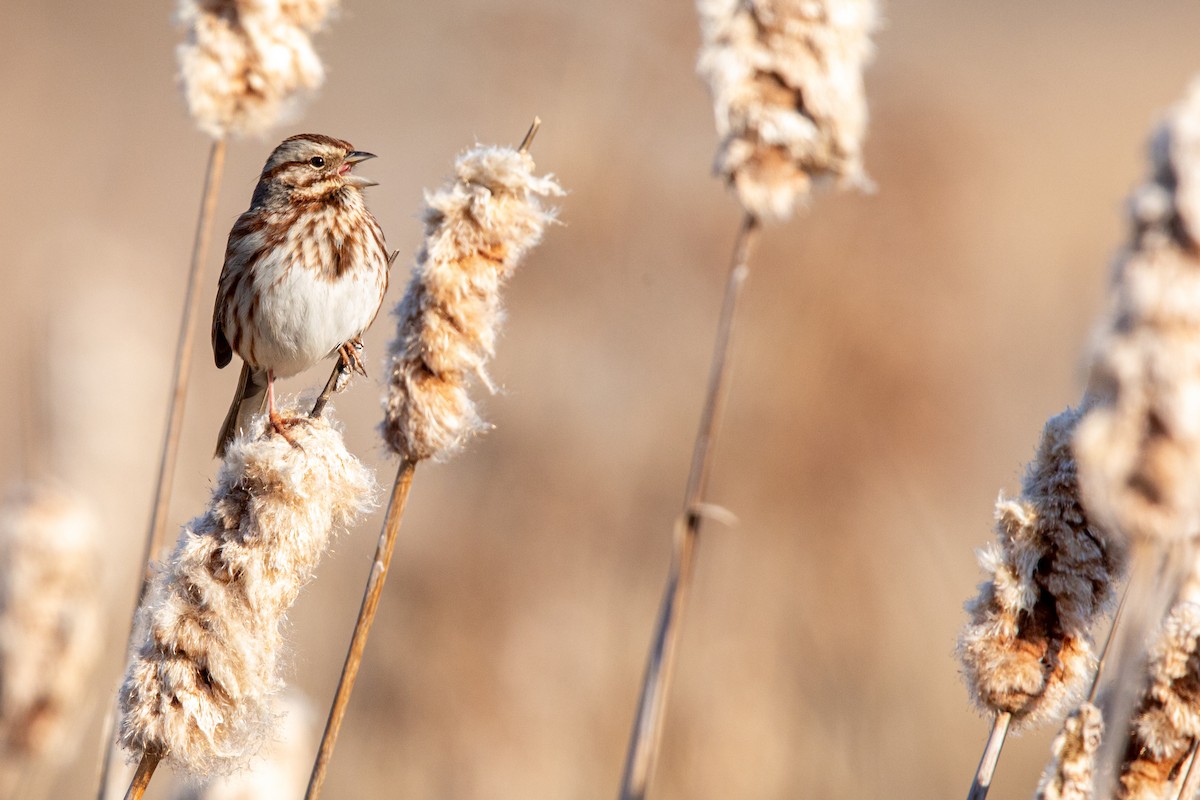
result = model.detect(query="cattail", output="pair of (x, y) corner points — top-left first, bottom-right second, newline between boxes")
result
(381, 142), (564, 462)
(1066, 81), (1200, 795)
(171, 690), (315, 800)
(278, 0), (339, 32)
(306, 127), (561, 797)
(1036, 702), (1104, 800)
(958, 405), (1126, 729)
(1109, 546), (1200, 800)
(118, 411), (373, 776)
(1074, 78), (1200, 546)
(176, 0), (339, 139)
(695, 0), (878, 221)
(1117, 600), (1200, 799)
(0, 484), (101, 791)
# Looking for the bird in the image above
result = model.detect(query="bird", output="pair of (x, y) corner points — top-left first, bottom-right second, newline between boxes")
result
(212, 133), (389, 457)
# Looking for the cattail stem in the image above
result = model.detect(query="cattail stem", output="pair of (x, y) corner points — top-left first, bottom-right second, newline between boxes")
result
(143, 136), (228, 593)
(617, 212), (759, 800)
(97, 136), (227, 800)
(122, 750), (160, 800)
(310, 360), (351, 419)
(1174, 740), (1200, 800)
(1090, 585), (1128, 704)
(519, 116), (542, 153)
(966, 712), (1012, 800)
(683, 213), (757, 506)
(305, 460), (417, 799)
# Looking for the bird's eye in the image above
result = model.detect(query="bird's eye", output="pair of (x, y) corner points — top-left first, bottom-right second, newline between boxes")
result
(309, 156), (325, 168)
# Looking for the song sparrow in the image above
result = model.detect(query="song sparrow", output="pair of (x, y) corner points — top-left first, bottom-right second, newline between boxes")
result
(212, 133), (389, 456)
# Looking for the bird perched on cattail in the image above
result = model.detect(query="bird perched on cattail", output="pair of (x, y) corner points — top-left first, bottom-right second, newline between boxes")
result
(212, 133), (389, 456)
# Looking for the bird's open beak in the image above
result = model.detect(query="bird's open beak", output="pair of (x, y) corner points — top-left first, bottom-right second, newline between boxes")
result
(341, 151), (378, 188)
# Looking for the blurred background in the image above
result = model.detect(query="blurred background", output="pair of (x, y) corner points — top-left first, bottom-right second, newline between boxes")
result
(3, 0), (1200, 797)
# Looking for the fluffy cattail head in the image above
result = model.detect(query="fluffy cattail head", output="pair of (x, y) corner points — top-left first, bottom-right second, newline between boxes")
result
(176, 0), (338, 139)
(1036, 702), (1103, 800)
(170, 690), (315, 800)
(696, 0), (878, 221)
(381, 141), (563, 462)
(958, 406), (1126, 729)
(1118, 604), (1200, 798)
(119, 411), (372, 776)
(1075, 79), (1200, 545)
(0, 484), (101, 787)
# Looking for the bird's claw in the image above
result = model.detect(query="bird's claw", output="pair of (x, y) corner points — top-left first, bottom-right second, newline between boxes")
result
(269, 410), (307, 451)
(338, 338), (368, 378)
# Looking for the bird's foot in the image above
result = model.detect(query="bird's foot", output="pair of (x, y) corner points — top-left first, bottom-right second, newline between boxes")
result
(269, 409), (308, 451)
(338, 338), (368, 378)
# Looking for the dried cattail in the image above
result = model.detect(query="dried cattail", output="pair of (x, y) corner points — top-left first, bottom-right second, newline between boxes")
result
(0, 484), (101, 790)
(171, 690), (315, 800)
(1036, 702), (1104, 800)
(381, 143), (563, 462)
(1074, 78), (1200, 546)
(696, 0), (878, 221)
(176, 0), (338, 139)
(1115, 551), (1200, 800)
(278, 0), (338, 32)
(118, 411), (373, 776)
(958, 405), (1126, 729)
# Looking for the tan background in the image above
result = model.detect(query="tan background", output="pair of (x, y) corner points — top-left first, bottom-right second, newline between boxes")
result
(3, 1), (1200, 797)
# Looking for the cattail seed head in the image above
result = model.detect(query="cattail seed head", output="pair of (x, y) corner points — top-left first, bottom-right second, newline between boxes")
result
(1036, 702), (1103, 800)
(696, 0), (878, 221)
(381, 144), (563, 462)
(119, 412), (372, 776)
(170, 690), (315, 800)
(278, 0), (339, 32)
(1075, 79), (1200, 545)
(0, 484), (101, 784)
(958, 406), (1126, 729)
(1116, 549), (1200, 800)
(176, 0), (338, 139)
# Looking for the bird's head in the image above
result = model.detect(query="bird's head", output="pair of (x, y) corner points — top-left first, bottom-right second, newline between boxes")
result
(255, 133), (378, 204)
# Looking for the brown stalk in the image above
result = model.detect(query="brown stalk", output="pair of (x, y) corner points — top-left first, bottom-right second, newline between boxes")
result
(1173, 741), (1200, 800)
(305, 460), (416, 799)
(122, 751), (160, 800)
(141, 136), (229, 603)
(966, 712), (1012, 800)
(310, 360), (349, 419)
(1091, 586), (1128, 704)
(618, 212), (759, 800)
(96, 137), (227, 800)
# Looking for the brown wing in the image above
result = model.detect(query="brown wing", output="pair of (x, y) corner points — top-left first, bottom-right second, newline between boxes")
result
(213, 311), (233, 368)
(362, 211), (391, 331)
(212, 211), (258, 369)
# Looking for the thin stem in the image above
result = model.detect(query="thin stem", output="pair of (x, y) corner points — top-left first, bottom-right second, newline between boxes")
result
(519, 116), (542, 153)
(122, 751), (160, 800)
(966, 712), (1012, 800)
(144, 136), (228, 588)
(305, 460), (417, 799)
(97, 136), (227, 800)
(1089, 585), (1128, 704)
(310, 359), (350, 419)
(1175, 739), (1200, 800)
(683, 213), (757, 508)
(617, 212), (759, 800)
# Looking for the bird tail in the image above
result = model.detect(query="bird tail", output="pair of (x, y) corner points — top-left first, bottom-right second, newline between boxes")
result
(215, 362), (267, 458)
